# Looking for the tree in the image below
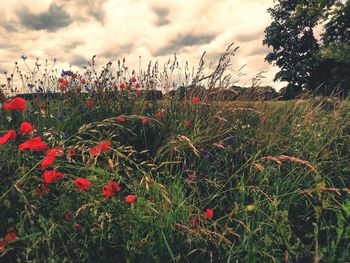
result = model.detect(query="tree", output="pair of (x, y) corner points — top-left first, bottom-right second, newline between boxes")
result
(263, 0), (345, 95)
(313, 1), (350, 96)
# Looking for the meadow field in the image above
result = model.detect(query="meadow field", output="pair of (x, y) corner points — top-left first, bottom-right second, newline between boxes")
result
(0, 72), (349, 263)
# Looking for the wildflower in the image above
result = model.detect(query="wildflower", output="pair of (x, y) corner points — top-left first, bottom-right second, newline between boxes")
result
(41, 147), (64, 169)
(68, 148), (76, 157)
(0, 130), (16, 145)
(192, 97), (200, 104)
(64, 211), (72, 221)
(228, 134), (237, 146)
(102, 182), (121, 198)
(43, 170), (64, 184)
(185, 121), (190, 127)
(19, 122), (34, 135)
(90, 141), (110, 156)
(117, 116), (126, 122)
(202, 150), (211, 159)
(204, 208), (214, 219)
(80, 107), (87, 114)
(3, 232), (17, 243)
(19, 136), (47, 151)
(46, 147), (64, 158)
(58, 78), (69, 91)
(41, 155), (55, 169)
(120, 83), (127, 89)
(61, 70), (72, 77)
(155, 112), (163, 118)
(3, 97), (27, 111)
(34, 184), (50, 196)
(125, 194), (137, 204)
(86, 100), (94, 108)
(189, 216), (198, 227)
(142, 118), (149, 124)
(57, 115), (64, 121)
(0, 240), (5, 254)
(130, 77), (137, 83)
(74, 223), (84, 232)
(74, 178), (92, 192)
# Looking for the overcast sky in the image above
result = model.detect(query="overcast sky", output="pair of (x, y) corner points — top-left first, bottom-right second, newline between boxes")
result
(0, 0), (287, 90)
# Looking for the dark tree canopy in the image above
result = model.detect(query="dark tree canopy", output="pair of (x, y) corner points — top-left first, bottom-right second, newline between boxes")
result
(264, 0), (350, 96)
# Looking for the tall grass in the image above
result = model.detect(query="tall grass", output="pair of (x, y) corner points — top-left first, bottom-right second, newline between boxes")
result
(0, 49), (350, 262)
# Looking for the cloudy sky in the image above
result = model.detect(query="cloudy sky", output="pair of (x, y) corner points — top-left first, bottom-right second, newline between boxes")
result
(0, 0), (286, 89)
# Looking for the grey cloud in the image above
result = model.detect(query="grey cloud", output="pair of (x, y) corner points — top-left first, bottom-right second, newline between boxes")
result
(62, 40), (86, 52)
(101, 44), (135, 60)
(246, 46), (269, 57)
(70, 55), (89, 67)
(62, 0), (107, 23)
(0, 19), (18, 32)
(153, 33), (216, 56)
(235, 31), (263, 43)
(17, 3), (72, 31)
(152, 6), (171, 26)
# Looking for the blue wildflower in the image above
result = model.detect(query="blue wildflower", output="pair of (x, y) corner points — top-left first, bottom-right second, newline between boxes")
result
(80, 107), (87, 114)
(228, 134), (237, 145)
(202, 150), (211, 159)
(61, 70), (71, 77)
(57, 115), (64, 121)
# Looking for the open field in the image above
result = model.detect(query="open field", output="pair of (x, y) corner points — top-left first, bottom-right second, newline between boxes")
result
(1, 89), (350, 262)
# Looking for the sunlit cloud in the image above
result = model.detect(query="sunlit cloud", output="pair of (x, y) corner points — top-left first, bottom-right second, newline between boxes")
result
(0, 0), (286, 90)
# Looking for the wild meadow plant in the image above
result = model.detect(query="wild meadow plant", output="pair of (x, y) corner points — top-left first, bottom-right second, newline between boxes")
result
(0, 45), (350, 262)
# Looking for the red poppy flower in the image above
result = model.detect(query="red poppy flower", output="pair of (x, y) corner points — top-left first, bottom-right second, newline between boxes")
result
(19, 122), (34, 135)
(117, 116), (125, 122)
(68, 148), (76, 157)
(130, 77), (137, 83)
(0, 240), (5, 254)
(204, 208), (214, 219)
(58, 78), (69, 91)
(90, 141), (110, 156)
(135, 83), (140, 89)
(189, 216), (198, 227)
(185, 121), (190, 127)
(0, 130), (16, 145)
(41, 147), (64, 169)
(64, 211), (72, 221)
(86, 100), (94, 108)
(3, 232), (17, 243)
(74, 178), (92, 192)
(43, 170), (64, 183)
(125, 194), (137, 204)
(120, 83), (127, 89)
(192, 97), (200, 104)
(19, 136), (47, 151)
(46, 147), (64, 157)
(3, 97), (27, 111)
(141, 118), (149, 124)
(41, 155), (56, 169)
(102, 182), (121, 198)
(34, 184), (50, 196)
(155, 112), (163, 118)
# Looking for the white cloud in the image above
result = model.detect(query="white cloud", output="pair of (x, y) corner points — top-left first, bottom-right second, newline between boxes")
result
(0, 0), (287, 90)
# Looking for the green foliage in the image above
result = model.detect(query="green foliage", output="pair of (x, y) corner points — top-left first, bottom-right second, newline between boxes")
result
(1, 77), (350, 261)
(264, 0), (350, 96)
